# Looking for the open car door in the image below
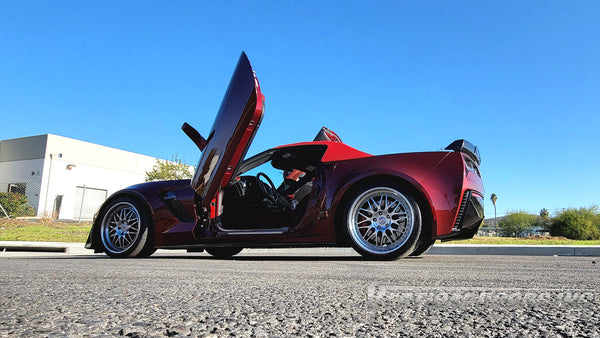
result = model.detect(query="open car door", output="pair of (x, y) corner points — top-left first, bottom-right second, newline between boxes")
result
(189, 52), (264, 210)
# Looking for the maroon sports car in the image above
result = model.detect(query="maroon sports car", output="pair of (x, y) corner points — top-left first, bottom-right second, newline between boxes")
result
(86, 52), (484, 260)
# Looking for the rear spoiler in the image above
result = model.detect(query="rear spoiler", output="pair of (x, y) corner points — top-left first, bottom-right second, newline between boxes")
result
(445, 139), (481, 165)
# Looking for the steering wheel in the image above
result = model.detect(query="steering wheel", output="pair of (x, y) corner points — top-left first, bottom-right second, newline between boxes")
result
(256, 172), (278, 202)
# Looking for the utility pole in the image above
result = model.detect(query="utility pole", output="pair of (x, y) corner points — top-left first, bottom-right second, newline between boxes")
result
(42, 153), (62, 216)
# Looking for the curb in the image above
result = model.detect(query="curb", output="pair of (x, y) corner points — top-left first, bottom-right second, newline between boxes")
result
(428, 244), (600, 256)
(1, 241), (600, 256)
(0, 241), (89, 254)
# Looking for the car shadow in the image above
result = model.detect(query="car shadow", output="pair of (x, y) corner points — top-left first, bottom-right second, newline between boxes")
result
(12, 253), (420, 262)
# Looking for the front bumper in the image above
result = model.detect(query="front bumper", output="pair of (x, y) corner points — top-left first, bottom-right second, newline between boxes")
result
(84, 217), (103, 253)
(441, 190), (484, 242)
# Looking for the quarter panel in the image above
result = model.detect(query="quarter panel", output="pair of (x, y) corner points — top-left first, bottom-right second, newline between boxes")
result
(308, 152), (453, 241)
(418, 153), (466, 236)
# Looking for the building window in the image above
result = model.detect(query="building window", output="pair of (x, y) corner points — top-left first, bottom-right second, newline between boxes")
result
(8, 183), (26, 195)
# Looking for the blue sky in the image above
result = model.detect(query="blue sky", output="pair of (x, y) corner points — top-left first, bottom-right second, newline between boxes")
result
(1, 1), (599, 218)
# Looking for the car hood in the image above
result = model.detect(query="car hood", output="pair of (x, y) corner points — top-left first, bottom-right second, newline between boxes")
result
(190, 52), (264, 207)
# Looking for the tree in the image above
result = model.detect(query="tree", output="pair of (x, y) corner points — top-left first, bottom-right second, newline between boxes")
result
(490, 194), (498, 220)
(499, 211), (537, 237)
(550, 206), (600, 240)
(537, 208), (551, 231)
(539, 208), (549, 219)
(0, 192), (36, 217)
(145, 155), (194, 182)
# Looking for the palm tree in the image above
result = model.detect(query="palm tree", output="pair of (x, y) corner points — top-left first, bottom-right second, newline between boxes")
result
(490, 194), (498, 222)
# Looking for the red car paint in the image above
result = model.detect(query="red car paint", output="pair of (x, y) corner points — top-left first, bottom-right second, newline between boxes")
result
(86, 52), (484, 259)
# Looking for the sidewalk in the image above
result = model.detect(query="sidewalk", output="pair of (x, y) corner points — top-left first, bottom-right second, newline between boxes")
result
(1, 241), (600, 256)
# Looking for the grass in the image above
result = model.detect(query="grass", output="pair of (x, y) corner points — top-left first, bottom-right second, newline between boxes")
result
(0, 219), (92, 243)
(1, 219), (600, 245)
(445, 236), (600, 246)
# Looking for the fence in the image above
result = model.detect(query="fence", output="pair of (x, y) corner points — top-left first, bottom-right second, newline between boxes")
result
(73, 186), (108, 222)
(0, 177), (42, 217)
(0, 176), (107, 221)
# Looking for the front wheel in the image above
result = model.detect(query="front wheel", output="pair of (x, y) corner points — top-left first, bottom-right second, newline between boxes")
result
(99, 197), (155, 258)
(344, 182), (421, 260)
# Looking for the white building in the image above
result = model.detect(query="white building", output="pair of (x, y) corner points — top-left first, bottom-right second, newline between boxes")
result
(0, 134), (161, 220)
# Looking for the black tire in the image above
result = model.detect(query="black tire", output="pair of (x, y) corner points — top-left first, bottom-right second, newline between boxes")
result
(205, 247), (243, 259)
(98, 197), (155, 258)
(343, 181), (421, 260)
(409, 239), (436, 257)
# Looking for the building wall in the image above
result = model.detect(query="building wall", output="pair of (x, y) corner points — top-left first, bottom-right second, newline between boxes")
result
(0, 135), (47, 213)
(0, 134), (47, 162)
(1, 134), (169, 220)
(0, 158), (44, 211)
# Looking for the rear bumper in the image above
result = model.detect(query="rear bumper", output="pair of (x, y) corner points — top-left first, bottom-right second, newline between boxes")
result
(441, 190), (484, 242)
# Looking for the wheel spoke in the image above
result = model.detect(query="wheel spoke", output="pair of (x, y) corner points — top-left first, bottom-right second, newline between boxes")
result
(369, 198), (376, 211)
(391, 201), (405, 214)
(358, 211), (371, 219)
(366, 230), (377, 242)
(359, 207), (372, 215)
(388, 200), (399, 212)
(383, 232), (393, 245)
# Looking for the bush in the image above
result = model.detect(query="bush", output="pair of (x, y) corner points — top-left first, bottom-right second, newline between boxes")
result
(0, 192), (36, 217)
(145, 155), (193, 182)
(499, 211), (538, 237)
(550, 206), (600, 240)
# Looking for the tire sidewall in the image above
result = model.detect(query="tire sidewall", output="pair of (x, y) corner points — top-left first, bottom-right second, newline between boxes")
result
(343, 181), (422, 260)
(409, 239), (436, 257)
(98, 197), (154, 258)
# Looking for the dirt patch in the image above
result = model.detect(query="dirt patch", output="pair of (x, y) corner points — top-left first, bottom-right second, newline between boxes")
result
(521, 235), (568, 241)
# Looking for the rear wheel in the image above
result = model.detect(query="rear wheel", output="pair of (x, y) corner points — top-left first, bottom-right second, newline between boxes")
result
(409, 239), (436, 256)
(344, 182), (421, 260)
(206, 247), (243, 259)
(99, 197), (155, 258)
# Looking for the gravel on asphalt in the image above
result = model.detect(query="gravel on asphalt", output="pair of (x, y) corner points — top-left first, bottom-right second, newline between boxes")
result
(0, 253), (599, 337)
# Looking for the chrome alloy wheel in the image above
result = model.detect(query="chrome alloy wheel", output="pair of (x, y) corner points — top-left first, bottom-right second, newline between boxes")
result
(347, 187), (415, 254)
(100, 202), (141, 254)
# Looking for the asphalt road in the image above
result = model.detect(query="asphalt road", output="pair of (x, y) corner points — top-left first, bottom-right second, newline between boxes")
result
(1, 252), (599, 337)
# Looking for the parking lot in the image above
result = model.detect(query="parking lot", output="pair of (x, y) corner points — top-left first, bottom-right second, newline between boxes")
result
(1, 251), (599, 336)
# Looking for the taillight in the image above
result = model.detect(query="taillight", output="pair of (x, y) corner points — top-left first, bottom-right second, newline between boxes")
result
(463, 155), (481, 177)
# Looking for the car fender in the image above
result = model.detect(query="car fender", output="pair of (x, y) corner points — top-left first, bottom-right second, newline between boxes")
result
(326, 166), (439, 243)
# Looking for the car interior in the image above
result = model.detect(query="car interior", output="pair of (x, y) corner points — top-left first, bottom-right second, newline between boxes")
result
(219, 127), (340, 230)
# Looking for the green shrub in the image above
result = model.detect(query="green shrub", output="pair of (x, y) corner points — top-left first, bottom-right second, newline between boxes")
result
(145, 155), (193, 182)
(499, 211), (538, 237)
(550, 206), (600, 240)
(0, 192), (36, 217)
